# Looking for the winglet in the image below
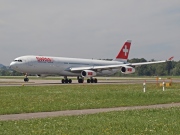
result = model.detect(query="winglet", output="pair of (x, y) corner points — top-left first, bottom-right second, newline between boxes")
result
(168, 56), (174, 61)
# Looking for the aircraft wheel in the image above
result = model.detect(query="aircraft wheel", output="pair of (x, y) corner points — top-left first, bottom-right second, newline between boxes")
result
(61, 79), (65, 83)
(24, 78), (29, 82)
(90, 79), (94, 83)
(81, 79), (84, 83)
(78, 79), (81, 83)
(87, 79), (90, 83)
(65, 79), (69, 83)
(68, 79), (72, 83)
(94, 78), (97, 83)
(78, 79), (84, 83)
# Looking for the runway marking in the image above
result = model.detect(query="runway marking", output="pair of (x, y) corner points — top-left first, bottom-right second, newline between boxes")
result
(0, 103), (180, 121)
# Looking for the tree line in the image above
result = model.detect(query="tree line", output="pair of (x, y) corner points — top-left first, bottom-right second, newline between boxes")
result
(0, 58), (180, 76)
(117, 58), (180, 76)
(0, 66), (22, 76)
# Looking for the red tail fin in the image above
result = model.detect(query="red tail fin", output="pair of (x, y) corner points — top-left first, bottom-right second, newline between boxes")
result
(114, 40), (131, 62)
(168, 56), (174, 61)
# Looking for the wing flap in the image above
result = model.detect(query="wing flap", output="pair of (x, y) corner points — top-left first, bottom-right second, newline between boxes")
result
(70, 64), (125, 72)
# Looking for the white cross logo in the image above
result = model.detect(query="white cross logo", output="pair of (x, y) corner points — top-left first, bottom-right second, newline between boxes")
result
(123, 45), (129, 56)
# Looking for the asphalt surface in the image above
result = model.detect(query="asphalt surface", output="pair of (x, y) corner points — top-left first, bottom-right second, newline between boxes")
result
(0, 77), (179, 86)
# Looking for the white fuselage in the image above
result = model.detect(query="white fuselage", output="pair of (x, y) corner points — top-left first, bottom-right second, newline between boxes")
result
(10, 55), (124, 77)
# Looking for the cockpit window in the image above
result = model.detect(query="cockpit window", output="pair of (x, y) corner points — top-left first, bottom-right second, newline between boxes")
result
(14, 60), (22, 62)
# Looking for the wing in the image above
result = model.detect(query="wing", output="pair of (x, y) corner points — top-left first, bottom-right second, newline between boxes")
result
(69, 57), (173, 72)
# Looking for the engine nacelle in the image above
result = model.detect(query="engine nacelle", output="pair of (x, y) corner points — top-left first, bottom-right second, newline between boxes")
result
(81, 70), (97, 77)
(121, 66), (135, 74)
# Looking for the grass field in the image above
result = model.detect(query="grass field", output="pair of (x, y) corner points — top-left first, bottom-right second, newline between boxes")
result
(0, 107), (180, 134)
(0, 83), (180, 134)
(0, 84), (180, 115)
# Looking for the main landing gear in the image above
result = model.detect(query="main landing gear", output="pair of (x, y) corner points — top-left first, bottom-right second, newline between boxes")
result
(77, 76), (84, 83)
(61, 76), (72, 83)
(77, 77), (98, 83)
(61, 76), (98, 84)
(87, 77), (98, 83)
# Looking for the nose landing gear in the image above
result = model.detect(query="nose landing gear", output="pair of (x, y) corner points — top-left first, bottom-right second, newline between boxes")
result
(24, 78), (29, 82)
(24, 73), (29, 82)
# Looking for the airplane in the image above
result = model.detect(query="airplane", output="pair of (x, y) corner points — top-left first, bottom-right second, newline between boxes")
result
(10, 40), (173, 83)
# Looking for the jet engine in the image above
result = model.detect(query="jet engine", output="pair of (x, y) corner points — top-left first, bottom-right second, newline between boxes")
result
(81, 70), (97, 77)
(121, 66), (135, 74)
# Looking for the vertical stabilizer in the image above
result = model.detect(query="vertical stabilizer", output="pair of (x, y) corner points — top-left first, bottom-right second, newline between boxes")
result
(114, 40), (131, 62)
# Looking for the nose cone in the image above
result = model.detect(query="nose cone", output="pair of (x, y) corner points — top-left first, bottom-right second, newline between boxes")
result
(10, 62), (16, 70)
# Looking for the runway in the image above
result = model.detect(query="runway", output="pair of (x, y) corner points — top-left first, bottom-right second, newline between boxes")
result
(0, 77), (179, 86)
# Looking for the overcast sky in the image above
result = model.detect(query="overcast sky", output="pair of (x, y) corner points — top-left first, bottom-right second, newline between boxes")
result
(1, 0), (180, 65)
